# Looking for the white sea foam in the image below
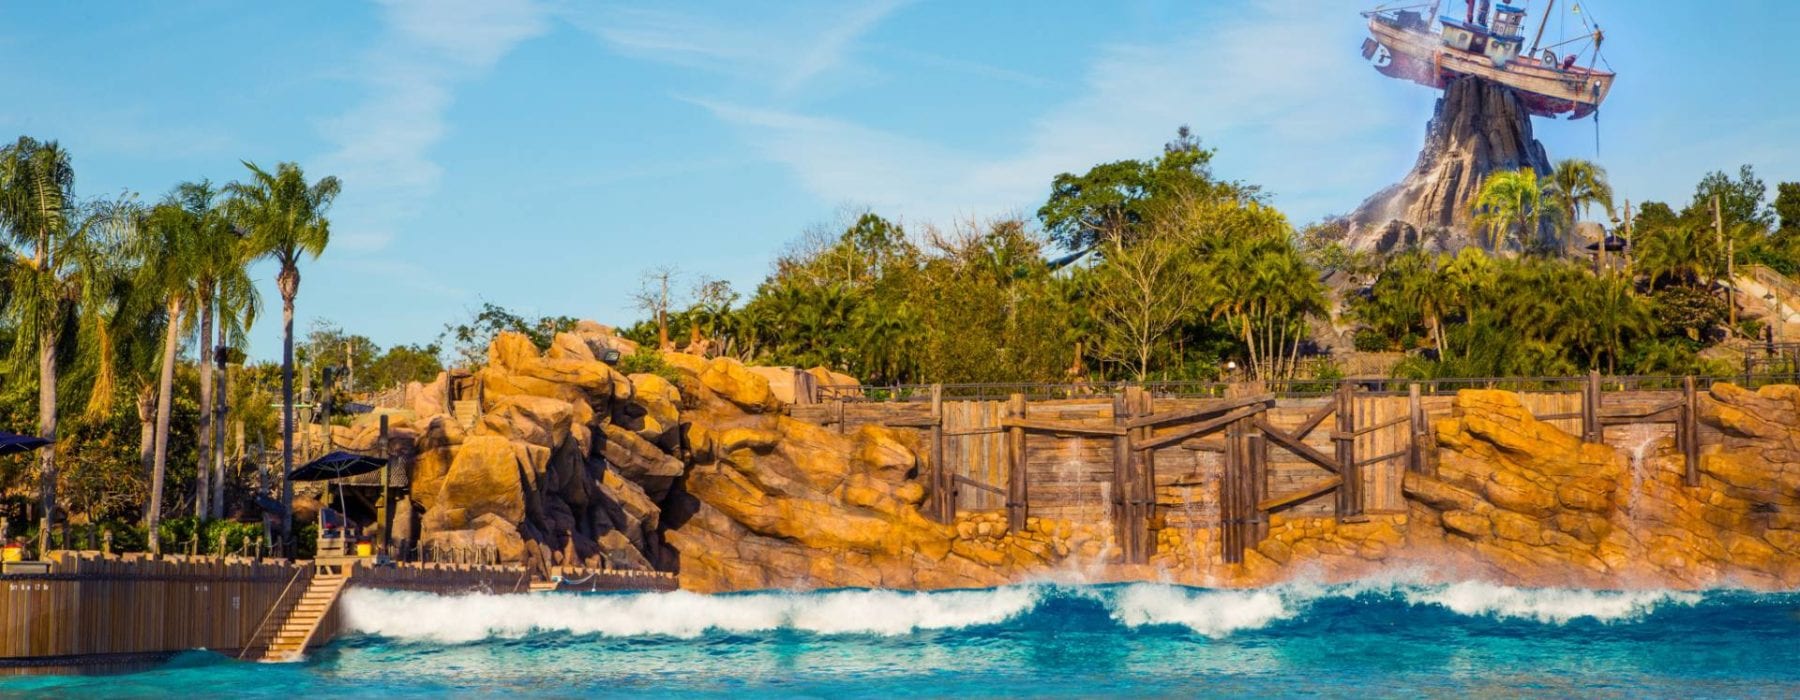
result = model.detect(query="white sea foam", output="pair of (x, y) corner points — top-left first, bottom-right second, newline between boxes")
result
(1400, 580), (1702, 624)
(341, 586), (1041, 643)
(1108, 583), (1294, 638)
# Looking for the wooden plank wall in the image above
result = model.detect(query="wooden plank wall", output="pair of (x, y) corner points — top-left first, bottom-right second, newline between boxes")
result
(1, 553), (299, 662)
(1019, 400), (1116, 524)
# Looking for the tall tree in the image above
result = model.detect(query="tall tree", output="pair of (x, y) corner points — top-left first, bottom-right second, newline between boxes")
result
(0, 137), (133, 523)
(227, 162), (340, 549)
(1549, 159), (1614, 254)
(1038, 126), (1245, 252)
(136, 193), (206, 553)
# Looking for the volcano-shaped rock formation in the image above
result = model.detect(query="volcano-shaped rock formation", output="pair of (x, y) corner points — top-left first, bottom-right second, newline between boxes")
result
(1348, 77), (1552, 253)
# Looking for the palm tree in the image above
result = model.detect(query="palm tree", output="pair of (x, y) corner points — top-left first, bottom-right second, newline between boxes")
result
(1472, 168), (1561, 255)
(168, 180), (259, 520)
(1549, 159), (1616, 255)
(136, 194), (207, 553)
(227, 162), (339, 548)
(0, 137), (134, 523)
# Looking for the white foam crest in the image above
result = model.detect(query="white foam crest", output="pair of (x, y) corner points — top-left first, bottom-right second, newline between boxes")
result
(1108, 583), (1294, 638)
(341, 586), (1041, 643)
(1402, 581), (1702, 624)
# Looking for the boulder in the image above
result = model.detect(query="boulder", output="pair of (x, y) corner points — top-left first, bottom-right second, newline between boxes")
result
(470, 513), (527, 562)
(599, 423), (685, 500)
(476, 394), (574, 450)
(701, 357), (776, 412)
(619, 373), (682, 444)
(436, 435), (527, 525)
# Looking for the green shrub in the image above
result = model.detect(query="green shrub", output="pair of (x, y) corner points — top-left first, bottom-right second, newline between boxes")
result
(1352, 328), (1390, 352)
(615, 348), (683, 384)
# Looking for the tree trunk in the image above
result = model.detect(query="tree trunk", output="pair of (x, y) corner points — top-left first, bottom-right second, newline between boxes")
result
(196, 292), (214, 519)
(212, 318), (228, 519)
(37, 330), (58, 524)
(146, 298), (184, 554)
(280, 265), (299, 551)
(137, 385), (155, 521)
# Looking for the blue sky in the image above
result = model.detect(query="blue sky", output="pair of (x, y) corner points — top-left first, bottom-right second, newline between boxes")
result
(3, 0), (1795, 361)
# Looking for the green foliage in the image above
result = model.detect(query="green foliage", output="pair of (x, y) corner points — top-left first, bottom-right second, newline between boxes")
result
(1777, 183), (1800, 232)
(1686, 165), (1772, 231)
(1472, 167), (1561, 253)
(615, 348), (682, 385)
(440, 302), (577, 368)
(1037, 126), (1250, 251)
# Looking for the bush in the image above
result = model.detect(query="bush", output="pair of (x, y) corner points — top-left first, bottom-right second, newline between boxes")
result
(1353, 328), (1390, 352)
(615, 348), (683, 385)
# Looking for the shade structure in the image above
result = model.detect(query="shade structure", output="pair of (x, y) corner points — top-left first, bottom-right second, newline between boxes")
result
(1585, 234), (1628, 252)
(0, 431), (51, 457)
(289, 450), (388, 482)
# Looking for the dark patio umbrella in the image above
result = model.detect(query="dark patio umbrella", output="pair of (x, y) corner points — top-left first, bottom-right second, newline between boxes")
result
(1585, 234), (1629, 252)
(289, 451), (388, 482)
(0, 431), (51, 457)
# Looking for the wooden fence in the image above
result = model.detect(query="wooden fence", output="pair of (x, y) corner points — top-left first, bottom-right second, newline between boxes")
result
(790, 372), (1716, 564)
(2, 553), (677, 671)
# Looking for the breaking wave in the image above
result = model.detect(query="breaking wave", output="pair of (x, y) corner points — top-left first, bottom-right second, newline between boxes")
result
(341, 579), (1724, 644)
(341, 586), (1042, 643)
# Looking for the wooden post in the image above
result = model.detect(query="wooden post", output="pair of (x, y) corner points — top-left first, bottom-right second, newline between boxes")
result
(1005, 393), (1028, 533)
(1249, 433), (1268, 545)
(379, 414), (392, 551)
(1111, 391), (1131, 558)
(835, 399), (847, 435)
(0, 516), (8, 544)
(1124, 386), (1155, 564)
(1583, 370), (1603, 443)
(38, 517), (48, 559)
(929, 384), (947, 523)
(1683, 375), (1700, 487)
(102, 529), (112, 556)
(1335, 383), (1361, 519)
(1407, 383), (1427, 474)
(1221, 417), (1244, 565)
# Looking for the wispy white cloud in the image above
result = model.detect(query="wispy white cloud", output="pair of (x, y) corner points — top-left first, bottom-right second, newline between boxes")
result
(316, 0), (551, 254)
(694, 0), (1412, 227)
(565, 0), (908, 95)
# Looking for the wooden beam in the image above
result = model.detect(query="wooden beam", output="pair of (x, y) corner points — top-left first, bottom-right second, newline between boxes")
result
(1598, 400), (1685, 419)
(1180, 438), (1227, 453)
(1291, 400), (1337, 441)
(1599, 415), (1681, 427)
(1683, 376), (1700, 487)
(1006, 394), (1028, 532)
(1258, 476), (1343, 513)
(928, 384), (947, 523)
(943, 426), (1006, 437)
(1122, 394), (1271, 429)
(1254, 419), (1341, 474)
(953, 474), (1006, 496)
(1000, 418), (1126, 437)
(1345, 414), (1410, 437)
(1136, 405), (1264, 451)
(1356, 448), (1411, 467)
(883, 416), (942, 429)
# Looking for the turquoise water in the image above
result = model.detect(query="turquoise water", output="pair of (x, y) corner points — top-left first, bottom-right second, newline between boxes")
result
(7, 580), (1800, 698)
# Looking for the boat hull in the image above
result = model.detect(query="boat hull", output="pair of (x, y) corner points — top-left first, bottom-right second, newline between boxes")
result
(1367, 18), (1613, 119)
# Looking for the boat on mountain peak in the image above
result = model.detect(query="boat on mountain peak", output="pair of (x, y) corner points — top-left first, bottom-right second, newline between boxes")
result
(1362, 0), (1614, 120)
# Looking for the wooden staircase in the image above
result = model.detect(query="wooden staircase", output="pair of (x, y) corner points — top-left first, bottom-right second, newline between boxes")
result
(452, 399), (480, 429)
(244, 569), (351, 662)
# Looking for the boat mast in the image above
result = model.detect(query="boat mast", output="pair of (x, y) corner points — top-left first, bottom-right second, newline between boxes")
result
(1530, 0), (1555, 54)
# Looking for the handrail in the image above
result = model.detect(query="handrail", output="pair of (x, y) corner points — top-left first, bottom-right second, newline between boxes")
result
(238, 566), (307, 660)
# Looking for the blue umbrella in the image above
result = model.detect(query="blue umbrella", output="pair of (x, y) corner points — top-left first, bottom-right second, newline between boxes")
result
(0, 431), (51, 457)
(289, 451), (388, 482)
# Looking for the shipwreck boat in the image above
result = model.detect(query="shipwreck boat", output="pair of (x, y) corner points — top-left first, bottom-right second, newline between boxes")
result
(1362, 1), (1614, 119)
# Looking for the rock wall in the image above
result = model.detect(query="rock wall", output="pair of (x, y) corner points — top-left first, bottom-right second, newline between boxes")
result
(369, 325), (1800, 592)
(1347, 76), (1553, 253)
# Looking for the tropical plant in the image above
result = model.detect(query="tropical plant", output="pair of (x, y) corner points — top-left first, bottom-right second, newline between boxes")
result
(1548, 159), (1615, 254)
(226, 162), (339, 546)
(135, 190), (214, 553)
(1471, 168), (1561, 254)
(0, 137), (136, 523)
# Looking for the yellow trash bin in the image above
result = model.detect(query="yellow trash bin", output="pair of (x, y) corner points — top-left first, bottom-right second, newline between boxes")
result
(2, 543), (22, 562)
(355, 539), (373, 558)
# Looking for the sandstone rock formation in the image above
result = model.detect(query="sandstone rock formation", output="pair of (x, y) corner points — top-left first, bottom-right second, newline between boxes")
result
(1347, 77), (1553, 253)
(359, 321), (1800, 593)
